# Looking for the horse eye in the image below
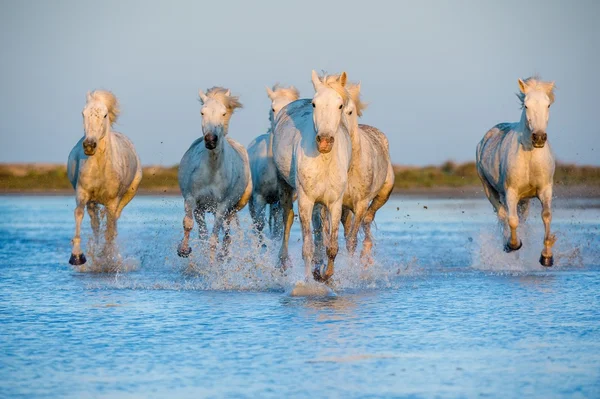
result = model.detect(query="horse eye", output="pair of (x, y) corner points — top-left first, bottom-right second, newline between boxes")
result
(222, 112), (226, 117)
(104, 114), (107, 118)
(312, 102), (315, 108)
(349, 110), (353, 115)
(338, 104), (343, 110)
(272, 108), (275, 113)
(201, 112), (204, 116)
(547, 105), (550, 108)
(524, 105), (528, 110)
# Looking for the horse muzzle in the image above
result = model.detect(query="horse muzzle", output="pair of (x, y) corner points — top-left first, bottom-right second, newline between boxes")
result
(204, 134), (218, 150)
(316, 135), (334, 154)
(82, 140), (97, 156)
(532, 132), (547, 148)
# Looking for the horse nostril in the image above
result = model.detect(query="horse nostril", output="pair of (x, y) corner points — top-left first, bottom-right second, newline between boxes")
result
(316, 136), (321, 143)
(328, 137), (335, 144)
(542, 134), (547, 141)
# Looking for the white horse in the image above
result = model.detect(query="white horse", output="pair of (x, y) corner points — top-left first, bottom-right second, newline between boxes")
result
(339, 83), (395, 259)
(476, 77), (556, 266)
(177, 87), (252, 260)
(273, 71), (352, 282)
(247, 84), (299, 241)
(67, 90), (142, 265)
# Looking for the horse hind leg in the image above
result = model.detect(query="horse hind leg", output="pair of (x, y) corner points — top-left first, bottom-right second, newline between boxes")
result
(478, 171), (510, 241)
(249, 195), (267, 246)
(361, 168), (394, 259)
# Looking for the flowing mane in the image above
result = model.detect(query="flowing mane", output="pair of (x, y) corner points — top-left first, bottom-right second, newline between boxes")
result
(269, 84), (300, 102)
(346, 83), (368, 117)
(87, 90), (120, 126)
(202, 86), (243, 111)
(319, 73), (350, 104)
(516, 76), (555, 107)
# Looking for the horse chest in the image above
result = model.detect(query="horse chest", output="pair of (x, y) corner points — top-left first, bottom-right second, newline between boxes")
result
(78, 162), (120, 201)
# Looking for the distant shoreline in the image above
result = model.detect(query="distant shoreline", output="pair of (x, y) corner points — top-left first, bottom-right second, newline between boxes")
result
(1, 185), (598, 199)
(2, 162), (599, 199)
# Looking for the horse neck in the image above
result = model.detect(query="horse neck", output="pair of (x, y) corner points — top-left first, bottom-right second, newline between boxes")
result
(267, 128), (274, 157)
(347, 119), (362, 160)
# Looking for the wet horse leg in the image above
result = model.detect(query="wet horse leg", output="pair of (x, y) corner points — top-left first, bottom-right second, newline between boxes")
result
(193, 205), (208, 240)
(314, 199), (343, 282)
(177, 197), (195, 257)
(298, 193), (315, 281)
(504, 189), (522, 252)
(87, 202), (100, 243)
(278, 182), (294, 269)
(539, 187), (556, 266)
(69, 192), (89, 265)
(249, 195), (267, 245)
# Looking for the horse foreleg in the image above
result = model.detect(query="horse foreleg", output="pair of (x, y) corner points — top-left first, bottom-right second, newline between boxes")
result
(104, 200), (119, 256)
(504, 189), (522, 252)
(177, 197), (195, 257)
(297, 193), (315, 281)
(312, 204), (326, 267)
(193, 206), (208, 240)
(539, 187), (555, 266)
(87, 202), (100, 243)
(209, 212), (226, 263)
(278, 183), (294, 269)
(341, 207), (353, 249)
(69, 193), (88, 265)
(347, 201), (368, 256)
(314, 200), (342, 282)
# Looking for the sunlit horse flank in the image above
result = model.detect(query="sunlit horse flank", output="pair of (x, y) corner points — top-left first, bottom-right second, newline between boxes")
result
(476, 77), (557, 266)
(67, 90), (142, 265)
(247, 84), (299, 242)
(273, 70), (352, 282)
(177, 87), (252, 261)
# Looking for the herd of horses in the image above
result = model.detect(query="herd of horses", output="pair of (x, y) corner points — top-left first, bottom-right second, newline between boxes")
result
(66, 71), (558, 281)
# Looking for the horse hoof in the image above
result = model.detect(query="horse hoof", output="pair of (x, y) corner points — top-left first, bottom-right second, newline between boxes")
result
(312, 264), (332, 283)
(504, 240), (523, 253)
(69, 253), (86, 266)
(540, 254), (554, 267)
(177, 247), (192, 258)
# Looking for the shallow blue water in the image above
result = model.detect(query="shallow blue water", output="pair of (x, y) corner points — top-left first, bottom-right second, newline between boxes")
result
(1, 195), (599, 398)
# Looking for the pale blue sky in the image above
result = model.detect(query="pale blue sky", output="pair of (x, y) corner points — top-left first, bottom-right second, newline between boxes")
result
(0, 0), (598, 166)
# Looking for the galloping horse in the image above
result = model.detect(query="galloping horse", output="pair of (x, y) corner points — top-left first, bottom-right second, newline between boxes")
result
(341, 83), (394, 259)
(476, 77), (557, 266)
(177, 87), (252, 261)
(247, 85), (299, 241)
(67, 90), (142, 265)
(273, 71), (352, 282)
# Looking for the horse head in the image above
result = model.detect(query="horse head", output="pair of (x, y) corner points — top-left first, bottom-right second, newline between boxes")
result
(198, 87), (242, 150)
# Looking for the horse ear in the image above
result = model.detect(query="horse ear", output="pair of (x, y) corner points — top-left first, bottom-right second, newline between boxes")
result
(225, 89), (231, 97)
(518, 79), (528, 94)
(86, 91), (92, 102)
(311, 70), (323, 91)
(265, 86), (275, 100)
(198, 89), (208, 104)
(339, 72), (348, 87)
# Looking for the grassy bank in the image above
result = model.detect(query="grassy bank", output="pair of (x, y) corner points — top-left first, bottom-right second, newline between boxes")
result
(1, 162), (599, 194)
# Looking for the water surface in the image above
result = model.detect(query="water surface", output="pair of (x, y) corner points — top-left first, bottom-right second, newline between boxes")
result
(1, 196), (599, 398)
